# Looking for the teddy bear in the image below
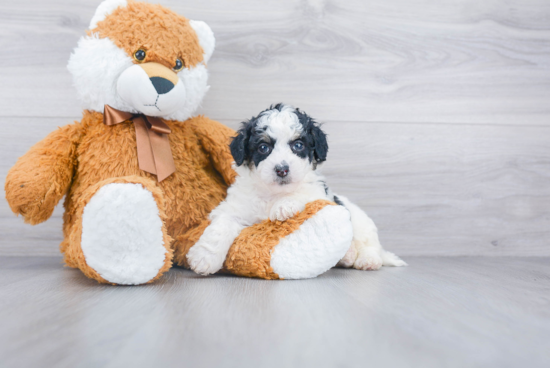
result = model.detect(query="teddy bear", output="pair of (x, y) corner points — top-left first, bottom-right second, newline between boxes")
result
(4, 0), (353, 285)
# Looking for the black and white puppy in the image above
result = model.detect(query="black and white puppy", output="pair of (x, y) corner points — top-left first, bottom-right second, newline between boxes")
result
(187, 104), (406, 275)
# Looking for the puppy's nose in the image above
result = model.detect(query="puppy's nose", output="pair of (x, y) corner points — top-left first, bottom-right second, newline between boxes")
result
(275, 164), (290, 178)
(150, 77), (174, 94)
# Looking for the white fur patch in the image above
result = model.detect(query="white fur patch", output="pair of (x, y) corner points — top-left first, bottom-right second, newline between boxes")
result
(382, 251), (408, 267)
(270, 205), (353, 279)
(68, 35), (137, 114)
(256, 104), (302, 140)
(81, 183), (167, 285)
(89, 0), (128, 30)
(189, 20), (215, 64)
(170, 63), (210, 121)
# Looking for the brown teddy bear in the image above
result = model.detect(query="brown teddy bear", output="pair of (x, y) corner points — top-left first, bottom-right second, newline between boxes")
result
(4, 0), (354, 284)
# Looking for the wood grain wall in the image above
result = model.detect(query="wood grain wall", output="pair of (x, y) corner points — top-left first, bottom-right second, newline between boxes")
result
(1, 0), (549, 256)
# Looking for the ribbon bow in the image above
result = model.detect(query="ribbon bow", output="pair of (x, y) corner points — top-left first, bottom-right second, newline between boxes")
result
(103, 104), (176, 182)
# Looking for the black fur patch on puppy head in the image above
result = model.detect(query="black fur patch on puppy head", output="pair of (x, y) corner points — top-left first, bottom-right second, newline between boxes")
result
(229, 120), (253, 167)
(230, 108), (276, 167)
(294, 108), (328, 165)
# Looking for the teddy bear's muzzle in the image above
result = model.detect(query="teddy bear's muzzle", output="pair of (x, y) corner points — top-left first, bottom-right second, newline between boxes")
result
(140, 62), (179, 95)
(117, 62), (185, 117)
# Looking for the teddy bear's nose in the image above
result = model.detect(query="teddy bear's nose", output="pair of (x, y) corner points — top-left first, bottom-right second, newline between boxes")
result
(150, 77), (174, 95)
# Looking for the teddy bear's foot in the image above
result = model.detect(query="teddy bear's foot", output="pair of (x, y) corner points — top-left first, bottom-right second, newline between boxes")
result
(79, 182), (170, 285)
(270, 204), (353, 279)
(62, 177), (173, 285)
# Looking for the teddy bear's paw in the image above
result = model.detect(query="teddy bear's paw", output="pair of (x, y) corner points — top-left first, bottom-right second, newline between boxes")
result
(81, 183), (168, 285)
(270, 204), (353, 279)
(269, 199), (305, 222)
(187, 243), (226, 276)
(353, 245), (383, 271)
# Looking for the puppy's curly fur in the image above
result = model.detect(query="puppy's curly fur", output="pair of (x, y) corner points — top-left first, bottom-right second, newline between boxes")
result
(187, 104), (407, 276)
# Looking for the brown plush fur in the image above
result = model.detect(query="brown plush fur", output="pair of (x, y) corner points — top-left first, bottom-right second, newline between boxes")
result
(5, 124), (81, 225)
(224, 200), (337, 280)
(91, 0), (204, 70)
(6, 111), (236, 283)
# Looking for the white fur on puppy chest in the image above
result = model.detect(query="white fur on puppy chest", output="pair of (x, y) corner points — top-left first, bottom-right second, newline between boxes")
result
(270, 205), (353, 279)
(81, 183), (167, 285)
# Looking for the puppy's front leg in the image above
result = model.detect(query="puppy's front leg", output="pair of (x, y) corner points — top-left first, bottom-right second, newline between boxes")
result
(269, 197), (306, 222)
(187, 213), (246, 276)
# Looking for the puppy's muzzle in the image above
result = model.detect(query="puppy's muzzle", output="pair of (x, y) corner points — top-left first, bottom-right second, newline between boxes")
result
(275, 164), (289, 178)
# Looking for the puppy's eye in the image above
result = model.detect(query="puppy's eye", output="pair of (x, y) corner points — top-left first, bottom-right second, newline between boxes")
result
(258, 143), (271, 155)
(134, 49), (146, 62)
(292, 140), (305, 152)
(174, 58), (184, 72)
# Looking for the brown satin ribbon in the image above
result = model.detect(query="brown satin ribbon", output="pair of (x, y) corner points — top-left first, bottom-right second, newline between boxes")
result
(103, 104), (176, 182)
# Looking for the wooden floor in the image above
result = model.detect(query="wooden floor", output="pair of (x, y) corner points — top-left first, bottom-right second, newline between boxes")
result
(0, 256), (549, 368)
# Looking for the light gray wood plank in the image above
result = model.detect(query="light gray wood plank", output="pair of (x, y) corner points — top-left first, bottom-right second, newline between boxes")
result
(321, 121), (550, 256)
(0, 256), (549, 368)
(0, 0), (549, 124)
(2, 117), (549, 256)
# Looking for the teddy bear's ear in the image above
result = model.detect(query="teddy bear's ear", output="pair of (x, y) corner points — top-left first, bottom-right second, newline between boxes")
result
(89, 0), (128, 30)
(190, 20), (215, 64)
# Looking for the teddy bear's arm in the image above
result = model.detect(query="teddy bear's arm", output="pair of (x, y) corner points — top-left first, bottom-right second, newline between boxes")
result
(5, 123), (83, 225)
(190, 116), (237, 186)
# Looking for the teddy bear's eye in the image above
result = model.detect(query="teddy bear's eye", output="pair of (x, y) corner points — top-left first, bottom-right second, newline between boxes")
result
(134, 49), (146, 62)
(174, 58), (184, 72)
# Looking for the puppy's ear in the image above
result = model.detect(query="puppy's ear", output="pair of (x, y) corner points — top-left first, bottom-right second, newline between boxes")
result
(311, 124), (328, 163)
(230, 126), (248, 166)
(295, 108), (328, 164)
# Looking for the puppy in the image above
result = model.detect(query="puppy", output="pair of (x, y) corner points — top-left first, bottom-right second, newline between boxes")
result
(187, 104), (406, 275)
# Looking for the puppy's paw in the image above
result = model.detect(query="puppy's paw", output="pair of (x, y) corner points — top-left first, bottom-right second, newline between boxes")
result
(337, 243), (357, 268)
(269, 199), (304, 222)
(353, 246), (383, 271)
(187, 243), (226, 276)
